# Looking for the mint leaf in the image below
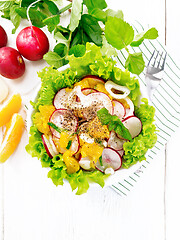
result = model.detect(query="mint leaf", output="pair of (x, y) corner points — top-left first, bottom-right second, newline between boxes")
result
(105, 17), (134, 50)
(89, 8), (107, 22)
(83, 0), (107, 10)
(97, 108), (132, 141)
(69, 44), (86, 57)
(10, 5), (21, 33)
(125, 52), (145, 75)
(69, 0), (83, 32)
(131, 27), (158, 47)
(43, 51), (65, 68)
(43, 15), (60, 32)
(105, 9), (124, 19)
(81, 14), (102, 46)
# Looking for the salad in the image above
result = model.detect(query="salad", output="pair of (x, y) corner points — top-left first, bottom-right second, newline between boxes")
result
(26, 43), (157, 194)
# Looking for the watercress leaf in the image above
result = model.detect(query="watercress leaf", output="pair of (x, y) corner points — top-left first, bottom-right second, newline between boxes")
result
(105, 9), (124, 19)
(44, 0), (59, 15)
(21, 0), (35, 7)
(101, 36), (117, 58)
(43, 51), (66, 69)
(69, 44), (86, 57)
(10, 5), (21, 33)
(125, 52), (145, 75)
(131, 28), (158, 47)
(105, 17), (134, 50)
(54, 43), (67, 57)
(29, 8), (47, 28)
(89, 8), (107, 22)
(144, 27), (158, 39)
(0, 1), (14, 11)
(83, 0), (107, 10)
(81, 14), (102, 46)
(15, 7), (27, 18)
(69, 0), (83, 32)
(43, 15), (60, 32)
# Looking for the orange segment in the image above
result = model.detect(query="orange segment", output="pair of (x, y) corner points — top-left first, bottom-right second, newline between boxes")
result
(0, 94), (22, 127)
(0, 113), (24, 163)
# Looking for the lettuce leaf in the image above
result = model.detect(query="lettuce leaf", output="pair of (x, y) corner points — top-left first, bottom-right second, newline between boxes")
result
(122, 98), (157, 168)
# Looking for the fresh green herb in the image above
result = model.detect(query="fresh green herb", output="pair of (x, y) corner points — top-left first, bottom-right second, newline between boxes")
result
(48, 122), (64, 133)
(66, 140), (72, 150)
(99, 156), (103, 166)
(0, 0), (158, 75)
(130, 27), (159, 47)
(125, 52), (145, 75)
(97, 108), (132, 141)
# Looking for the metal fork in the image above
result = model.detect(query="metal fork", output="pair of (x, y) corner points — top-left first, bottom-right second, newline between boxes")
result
(145, 50), (167, 101)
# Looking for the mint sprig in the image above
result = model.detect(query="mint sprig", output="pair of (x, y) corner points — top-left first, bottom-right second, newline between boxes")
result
(97, 108), (132, 141)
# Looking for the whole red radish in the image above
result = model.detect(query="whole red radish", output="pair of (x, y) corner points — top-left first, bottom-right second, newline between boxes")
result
(0, 47), (25, 79)
(0, 25), (8, 48)
(16, 26), (49, 61)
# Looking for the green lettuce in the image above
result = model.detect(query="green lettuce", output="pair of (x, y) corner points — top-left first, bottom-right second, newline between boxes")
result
(26, 43), (157, 194)
(122, 98), (157, 168)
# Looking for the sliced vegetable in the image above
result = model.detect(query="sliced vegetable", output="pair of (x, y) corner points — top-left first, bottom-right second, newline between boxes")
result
(105, 80), (130, 99)
(122, 116), (142, 138)
(96, 147), (122, 172)
(112, 100), (126, 120)
(49, 109), (78, 138)
(107, 131), (126, 151)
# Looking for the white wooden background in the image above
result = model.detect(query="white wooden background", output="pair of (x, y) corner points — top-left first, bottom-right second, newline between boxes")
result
(0, 0), (180, 239)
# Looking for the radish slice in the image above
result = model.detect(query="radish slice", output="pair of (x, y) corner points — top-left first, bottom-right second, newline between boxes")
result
(49, 109), (78, 138)
(81, 88), (98, 95)
(41, 134), (58, 158)
(112, 100), (126, 120)
(96, 148), (122, 172)
(107, 131), (126, 151)
(48, 135), (59, 155)
(117, 149), (124, 157)
(53, 88), (70, 109)
(83, 92), (113, 120)
(122, 116), (142, 138)
(123, 97), (134, 118)
(105, 81), (130, 99)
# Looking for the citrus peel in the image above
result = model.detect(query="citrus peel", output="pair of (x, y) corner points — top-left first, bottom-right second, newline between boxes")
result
(0, 93), (22, 127)
(0, 113), (24, 163)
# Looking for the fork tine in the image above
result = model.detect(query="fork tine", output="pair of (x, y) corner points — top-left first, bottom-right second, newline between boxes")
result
(161, 52), (167, 70)
(147, 50), (155, 66)
(157, 52), (163, 68)
(152, 51), (159, 67)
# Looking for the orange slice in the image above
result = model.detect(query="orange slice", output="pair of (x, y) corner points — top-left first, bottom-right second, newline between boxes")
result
(0, 93), (22, 127)
(0, 113), (24, 163)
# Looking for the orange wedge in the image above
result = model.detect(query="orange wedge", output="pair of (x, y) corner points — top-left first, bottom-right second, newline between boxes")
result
(0, 93), (22, 127)
(0, 113), (24, 163)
